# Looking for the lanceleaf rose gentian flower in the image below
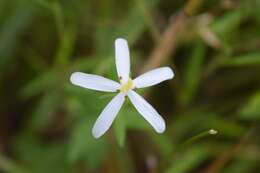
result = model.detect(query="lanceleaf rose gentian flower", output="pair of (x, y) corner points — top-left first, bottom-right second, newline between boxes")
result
(70, 38), (174, 138)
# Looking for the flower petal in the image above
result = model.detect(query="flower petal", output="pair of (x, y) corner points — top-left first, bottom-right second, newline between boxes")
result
(115, 38), (130, 83)
(92, 93), (125, 138)
(127, 90), (165, 133)
(133, 67), (174, 88)
(70, 72), (120, 92)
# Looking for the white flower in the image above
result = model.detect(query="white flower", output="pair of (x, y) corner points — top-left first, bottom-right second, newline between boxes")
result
(70, 38), (174, 138)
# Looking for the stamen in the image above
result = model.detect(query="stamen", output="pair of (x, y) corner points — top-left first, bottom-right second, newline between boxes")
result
(120, 78), (133, 93)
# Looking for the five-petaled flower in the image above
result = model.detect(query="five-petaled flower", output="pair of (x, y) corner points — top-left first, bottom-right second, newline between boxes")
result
(70, 38), (174, 138)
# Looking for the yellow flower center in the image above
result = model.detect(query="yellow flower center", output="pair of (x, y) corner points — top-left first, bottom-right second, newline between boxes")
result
(120, 78), (133, 93)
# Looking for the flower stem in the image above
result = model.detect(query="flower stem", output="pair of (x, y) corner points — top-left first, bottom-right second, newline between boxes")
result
(182, 129), (218, 147)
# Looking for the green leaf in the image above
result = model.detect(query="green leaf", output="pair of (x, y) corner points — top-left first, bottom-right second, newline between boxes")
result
(0, 155), (29, 173)
(149, 133), (174, 158)
(65, 84), (114, 115)
(95, 0), (159, 54)
(222, 159), (256, 173)
(240, 90), (260, 120)
(180, 42), (205, 105)
(114, 0), (159, 44)
(222, 52), (260, 66)
(114, 97), (155, 147)
(71, 56), (103, 72)
(68, 116), (109, 169)
(66, 86), (111, 168)
(13, 133), (72, 173)
(55, 23), (77, 66)
(124, 101), (151, 130)
(0, 2), (37, 75)
(165, 146), (208, 173)
(211, 9), (246, 37)
(114, 111), (127, 147)
(114, 99), (147, 147)
(21, 71), (57, 99)
(31, 91), (61, 129)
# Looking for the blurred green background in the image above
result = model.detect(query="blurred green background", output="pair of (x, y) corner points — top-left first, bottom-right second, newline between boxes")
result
(0, 0), (260, 172)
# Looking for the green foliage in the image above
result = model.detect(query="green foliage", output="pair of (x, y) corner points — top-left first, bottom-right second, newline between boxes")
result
(68, 116), (109, 169)
(31, 90), (62, 129)
(180, 41), (206, 105)
(13, 133), (72, 173)
(114, 99), (154, 147)
(222, 52), (260, 66)
(1, 0), (260, 172)
(165, 146), (208, 173)
(0, 0), (37, 76)
(21, 71), (57, 98)
(240, 90), (260, 120)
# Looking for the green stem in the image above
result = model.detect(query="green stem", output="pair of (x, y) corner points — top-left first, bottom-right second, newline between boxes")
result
(182, 129), (218, 147)
(135, 0), (161, 43)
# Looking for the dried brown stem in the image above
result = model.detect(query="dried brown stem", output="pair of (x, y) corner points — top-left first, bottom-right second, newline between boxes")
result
(140, 13), (186, 73)
(140, 0), (203, 73)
